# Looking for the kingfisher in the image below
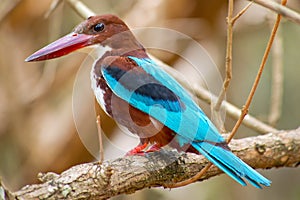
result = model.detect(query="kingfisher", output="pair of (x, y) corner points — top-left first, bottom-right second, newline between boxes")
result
(25, 14), (271, 188)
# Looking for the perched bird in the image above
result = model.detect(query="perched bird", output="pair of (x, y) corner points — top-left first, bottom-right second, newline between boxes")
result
(26, 14), (271, 188)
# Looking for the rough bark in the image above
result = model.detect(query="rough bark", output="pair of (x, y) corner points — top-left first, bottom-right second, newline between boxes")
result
(2, 129), (300, 199)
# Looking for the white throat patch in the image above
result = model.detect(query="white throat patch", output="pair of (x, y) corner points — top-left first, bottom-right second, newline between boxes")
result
(88, 44), (112, 60)
(89, 45), (112, 115)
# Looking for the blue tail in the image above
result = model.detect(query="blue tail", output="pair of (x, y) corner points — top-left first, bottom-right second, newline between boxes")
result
(192, 142), (271, 188)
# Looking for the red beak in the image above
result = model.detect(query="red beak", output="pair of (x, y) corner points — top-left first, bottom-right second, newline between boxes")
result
(25, 33), (93, 62)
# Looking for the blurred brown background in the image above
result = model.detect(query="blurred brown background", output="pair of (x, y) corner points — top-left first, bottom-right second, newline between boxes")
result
(0, 0), (300, 199)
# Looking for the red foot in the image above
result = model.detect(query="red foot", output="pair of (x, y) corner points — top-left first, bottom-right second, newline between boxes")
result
(126, 143), (148, 156)
(145, 144), (161, 153)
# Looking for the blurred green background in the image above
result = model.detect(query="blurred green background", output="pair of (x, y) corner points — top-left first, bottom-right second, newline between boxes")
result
(0, 0), (300, 199)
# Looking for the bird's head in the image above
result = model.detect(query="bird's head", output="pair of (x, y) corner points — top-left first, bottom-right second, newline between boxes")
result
(25, 14), (136, 62)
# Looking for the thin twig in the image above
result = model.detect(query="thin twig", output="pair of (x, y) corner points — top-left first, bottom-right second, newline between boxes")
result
(214, 0), (233, 114)
(96, 115), (104, 163)
(268, 16), (284, 126)
(215, 2), (253, 112)
(232, 2), (253, 24)
(94, 98), (104, 163)
(227, 0), (287, 142)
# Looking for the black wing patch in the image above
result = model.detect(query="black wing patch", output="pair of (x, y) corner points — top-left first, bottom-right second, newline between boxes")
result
(103, 65), (184, 112)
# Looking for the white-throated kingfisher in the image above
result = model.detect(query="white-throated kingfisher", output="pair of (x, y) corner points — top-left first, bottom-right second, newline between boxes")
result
(25, 14), (271, 188)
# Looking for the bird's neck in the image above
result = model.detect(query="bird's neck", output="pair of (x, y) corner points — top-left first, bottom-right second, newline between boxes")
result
(91, 44), (148, 64)
(90, 36), (148, 80)
(100, 31), (148, 59)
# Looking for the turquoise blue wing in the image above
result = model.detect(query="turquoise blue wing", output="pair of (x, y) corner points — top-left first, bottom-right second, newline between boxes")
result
(101, 56), (225, 146)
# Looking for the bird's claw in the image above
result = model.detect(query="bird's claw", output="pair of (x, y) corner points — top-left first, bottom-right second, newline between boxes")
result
(125, 143), (161, 156)
(125, 142), (148, 156)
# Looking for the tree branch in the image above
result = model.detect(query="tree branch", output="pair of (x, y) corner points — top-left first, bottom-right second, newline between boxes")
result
(7, 129), (300, 200)
(249, 0), (300, 25)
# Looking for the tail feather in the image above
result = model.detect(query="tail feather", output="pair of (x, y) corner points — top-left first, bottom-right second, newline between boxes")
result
(192, 142), (271, 188)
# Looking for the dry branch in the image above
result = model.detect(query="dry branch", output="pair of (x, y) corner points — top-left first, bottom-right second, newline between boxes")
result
(7, 129), (300, 200)
(249, 0), (300, 25)
(228, 0), (286, 142)
(268, 18), (284, 126)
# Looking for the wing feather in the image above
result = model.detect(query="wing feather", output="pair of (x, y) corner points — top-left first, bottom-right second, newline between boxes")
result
(101, 56), (225, 146)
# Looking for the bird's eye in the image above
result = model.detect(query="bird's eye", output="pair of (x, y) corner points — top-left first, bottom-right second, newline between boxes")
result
(93, 23), (105, 32)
